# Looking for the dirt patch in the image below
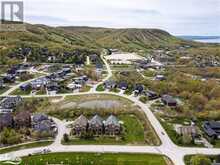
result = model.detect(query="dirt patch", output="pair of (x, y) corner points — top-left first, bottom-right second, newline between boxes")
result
(78, 100), (123, 109)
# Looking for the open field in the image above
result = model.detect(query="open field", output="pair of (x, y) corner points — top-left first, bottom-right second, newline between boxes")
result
(0, 141), (53, 154)
(6, 153), (169, 165)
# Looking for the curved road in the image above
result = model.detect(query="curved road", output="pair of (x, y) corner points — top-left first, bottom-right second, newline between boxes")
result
(1, 53), (220, 165)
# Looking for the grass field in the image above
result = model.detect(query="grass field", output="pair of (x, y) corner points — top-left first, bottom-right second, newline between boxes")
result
(14, 153), (168, 165)
(0, 87), (10, 94)
(0, 141), (53, 154)
(63, 115), (146, 145)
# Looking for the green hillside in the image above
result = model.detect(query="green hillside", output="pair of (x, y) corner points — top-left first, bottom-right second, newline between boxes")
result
(0, 23), (189, 53)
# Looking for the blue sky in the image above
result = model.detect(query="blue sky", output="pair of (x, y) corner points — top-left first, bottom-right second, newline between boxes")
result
(22, 0), (220, 35)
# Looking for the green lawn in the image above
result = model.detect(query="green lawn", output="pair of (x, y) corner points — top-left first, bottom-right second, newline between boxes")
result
(160, 120), (203, 147)
(63, 115), (146, 145)
(0, 87), (10, 94)
(15, 153), (168, 165)
(11, 88), (31, 95)
(0, 141), (53, 154)
(96, 84), (105, 91)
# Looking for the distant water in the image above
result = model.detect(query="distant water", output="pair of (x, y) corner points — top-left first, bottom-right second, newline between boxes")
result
(177, 36), (220, 43)
(194, 38), (220, 43)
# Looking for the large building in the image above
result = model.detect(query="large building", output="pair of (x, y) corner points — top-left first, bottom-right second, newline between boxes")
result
(72, 115), (88, 136)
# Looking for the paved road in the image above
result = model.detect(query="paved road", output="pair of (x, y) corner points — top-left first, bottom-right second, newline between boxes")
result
(1, 68), (48, 96)
(91, 52), (112, 92)
(1, 54), (220, 165)
(2, 91), (220, 165)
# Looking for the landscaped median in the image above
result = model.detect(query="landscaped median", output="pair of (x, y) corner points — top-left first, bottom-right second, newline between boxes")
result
(5, 152), (170, 165)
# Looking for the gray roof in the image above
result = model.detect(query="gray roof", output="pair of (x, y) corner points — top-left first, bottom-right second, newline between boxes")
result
(0, 96), (23, 109)
(89, 115), (103, 126)
(0, 113), (13, 126)
(33, 120), (52, 132)
(73, 115), (88, 127)
(32, 113), (48, 123)
(207, 121), (220, 129)
(161, 95), (177, 104)
(104, 115), (120, 127)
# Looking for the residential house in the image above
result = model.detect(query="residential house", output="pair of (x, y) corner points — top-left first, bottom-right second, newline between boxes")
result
(30, 77), (49, 90)
(203, 121), (220, 139)
(32, 113), (48, 124)
(176, 125), (197, 137)
(14, 111), (31, 128)
(32, 113), (56, 135)
(46, 81), (60, 95)
(0, 96), (23, 113)
(72, 115), (88, 136)
(104, 115), (120, 136)
(33, 120), (55, 134)
(134, 84), (144, 96)
(3, 75), (15, 83)
(154, 75), (166, 81)
(145, 90), (159, 100)
(0, 113), (13, 131)
(104, 80), (117, 89)
(88, 115), (104, 135)
(20, 83), (31, 91)
(118, 81), (128, 90)
(161, 95), (177, 107)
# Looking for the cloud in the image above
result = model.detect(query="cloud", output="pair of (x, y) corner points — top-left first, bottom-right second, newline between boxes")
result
(23, 0), (220, 35)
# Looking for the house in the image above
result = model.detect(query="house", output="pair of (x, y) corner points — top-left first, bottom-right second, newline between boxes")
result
(20, 83), (31, 91)
(88, 115), (104, 135)
(30, 77), (49, 90)
(134, 84), (144, 95)
(154, 75), (166, 81)
(89, 54), (99, 63)
(32, 113), (48, 124)
(0, 113), (13, 130)
(104, 80), (117, 89)
(72, 115), (88, 136)
(16, 70), (28, 76)
(46, 82), (59, 92)
(0, 96), (23, 113)
(67, 83), (82, 90)
(32, 113), (56, 134)
(104, 115), (120, 136)
(118, 81), (128, 90)
(14, 111), (31, 128)
(62, 68), (71, 74)
(33, 120), (55, 133)
(203, 121), (220, 139)
(3, 75), (15, 83)
(176, 125), (197, 137)
(145, 90), (159, 100)
(161, 95), (177, 107)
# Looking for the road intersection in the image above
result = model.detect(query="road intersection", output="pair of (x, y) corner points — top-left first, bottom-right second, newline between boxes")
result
(0, 54), (219, 165)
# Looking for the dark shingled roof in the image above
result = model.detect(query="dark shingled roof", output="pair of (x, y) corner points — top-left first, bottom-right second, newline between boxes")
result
(104, 115), (120, 127)
(89, 115), (103, 126)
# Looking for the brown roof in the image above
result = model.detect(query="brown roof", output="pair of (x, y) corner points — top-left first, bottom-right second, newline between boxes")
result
(73, 115), (88, 127)
(15, 111), (31, 120)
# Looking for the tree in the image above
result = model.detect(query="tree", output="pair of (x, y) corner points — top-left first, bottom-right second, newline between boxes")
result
(63, 133), (69, 142)
(190, 155), (212, 165)
(182, 134), (192, 145)
(191, 93), (208, 111)
(0, 128), (21, 145)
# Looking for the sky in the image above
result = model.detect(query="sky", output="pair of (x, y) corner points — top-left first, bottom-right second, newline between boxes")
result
(16, 0), (220, 35)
